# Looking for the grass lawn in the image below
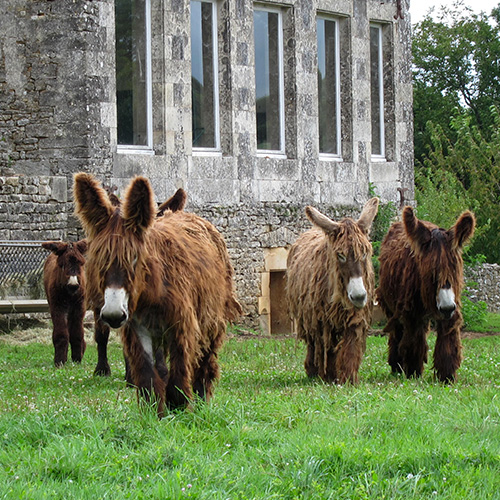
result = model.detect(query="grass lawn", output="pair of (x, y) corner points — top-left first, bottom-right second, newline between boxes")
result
(0, 324), (499, 499)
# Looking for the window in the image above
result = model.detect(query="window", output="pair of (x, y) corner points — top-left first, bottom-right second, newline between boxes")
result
(191, 0), (220, 151)
(115, 0), (152, 150)
(254, 6), (285, 154)
(317, 16), (341, 157)
(370, 24), (385, 159)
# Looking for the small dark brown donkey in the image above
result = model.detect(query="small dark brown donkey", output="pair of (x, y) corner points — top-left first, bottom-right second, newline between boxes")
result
(286, 198), (379, 384)
(377, 207), (475, 382)
(42, 240), (88, 366)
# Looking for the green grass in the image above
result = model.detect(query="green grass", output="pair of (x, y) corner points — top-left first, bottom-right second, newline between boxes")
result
(0, 328), (500, 499)
(467, 311), (500, 334)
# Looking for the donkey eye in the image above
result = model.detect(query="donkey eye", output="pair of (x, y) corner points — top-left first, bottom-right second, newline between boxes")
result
(338, 253), (347, 263)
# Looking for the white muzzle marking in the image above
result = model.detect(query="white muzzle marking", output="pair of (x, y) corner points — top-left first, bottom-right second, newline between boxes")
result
(101, 287), (129, 328)
(347, 276), (367, 308)
(437, 287), (456, 317)
(67, 276), (79, 286)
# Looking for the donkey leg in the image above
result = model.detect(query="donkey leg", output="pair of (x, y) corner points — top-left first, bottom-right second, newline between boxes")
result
(192, 327), (224, 403)
(386, 318), (404, 374)
(304, 338), (319, 378)
(122, 323), (166, 417)
(434, 316), (463, 383)
(68, 306), (86, 363)
(166, 342), (194, 410)
(93, 310), (111, 376)
(322, 339), (337, 383)
(399, 318), (429, 378)
(51, 310), (69, 367)
(335, 325), (366, 384)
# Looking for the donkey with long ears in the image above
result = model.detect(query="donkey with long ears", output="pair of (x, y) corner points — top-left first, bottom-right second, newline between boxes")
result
(93, 186), (188, 381)
(377, 207), (475, 382)
(73, 173), (241, 416)
(42, 240), (88, 366)
(286, 198), (379, 384)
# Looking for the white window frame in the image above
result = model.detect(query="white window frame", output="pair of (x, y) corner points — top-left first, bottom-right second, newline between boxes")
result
(191, 0), (221, 155)
(117, 0), (153, 154)
(317, 15), (342, 161)
(370, 23), (385, 161)
(254, 5), (286, 157)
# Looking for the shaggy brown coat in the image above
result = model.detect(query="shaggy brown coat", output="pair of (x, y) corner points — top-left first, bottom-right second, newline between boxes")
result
(377, 206), (475, 382)
(286, 198), (379, 384)
(73, 173), (241, 416)
(42, 240), (88, 366)
(93, 187), (188, 380)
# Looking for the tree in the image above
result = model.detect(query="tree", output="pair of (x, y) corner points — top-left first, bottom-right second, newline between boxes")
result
(412, 1), (500, 163)
(417, 107), (500, 263)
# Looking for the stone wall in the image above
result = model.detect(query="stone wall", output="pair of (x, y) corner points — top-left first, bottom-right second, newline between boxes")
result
(465, 264), (500, 313)
(0, 175), (73, 241)
(0, 0), (114, 178)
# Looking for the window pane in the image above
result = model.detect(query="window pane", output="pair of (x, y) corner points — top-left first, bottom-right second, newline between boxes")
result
(254, 10), (282, 151)
(370, 26), (383, 156)
(317, 18), (338, 155)
(115, 0), (149, 146)
(191, 1), (218, 149)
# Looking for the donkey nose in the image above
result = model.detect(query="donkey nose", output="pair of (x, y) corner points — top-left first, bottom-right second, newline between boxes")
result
(437, 287), (456, 319)
(349, 291), (367, 308)
(101, 310), (128, 329)
(347, 277), (367, 308)
(438, 302), (456, 319)
(67, 276), (80, 293)
(101, 287), (129, 328)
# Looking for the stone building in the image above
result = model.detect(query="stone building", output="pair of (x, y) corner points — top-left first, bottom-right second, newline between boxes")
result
(0, 0), (414, 332)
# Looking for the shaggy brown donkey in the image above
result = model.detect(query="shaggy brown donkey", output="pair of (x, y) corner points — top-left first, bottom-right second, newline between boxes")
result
(73, 173), (241, 416)
(377, 207), (475, 382)
(42, 240), (88, 366)
(286, 198), (379, 384)
(93, 187), (187, 380)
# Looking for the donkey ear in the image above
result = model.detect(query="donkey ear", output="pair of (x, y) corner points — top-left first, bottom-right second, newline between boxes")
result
(357, 197), (379, 235)
(42, 241), (67, 255)
(122, 177), (156, 237)
(403, 206), (431, 247)
(157, 188), (187, 216)
(75, 239), (88, 255)
(450, 211), (475, 249)
(73, 173), (114, 239)
(305, 206), (340, 235)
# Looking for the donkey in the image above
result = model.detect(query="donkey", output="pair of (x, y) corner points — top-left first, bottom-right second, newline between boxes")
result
(42, 240), (88, 366)
(93, 187), (187, 381)
(377, 206), (475, 382)
(73, 173), (241, 416)
(286, 198), (379, 384)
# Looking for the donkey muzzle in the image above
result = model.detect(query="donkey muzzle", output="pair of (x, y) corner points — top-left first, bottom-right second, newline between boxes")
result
(437, 287), (456, 319)
(100, 287), (129, 328)
(347, 277), (368, 309)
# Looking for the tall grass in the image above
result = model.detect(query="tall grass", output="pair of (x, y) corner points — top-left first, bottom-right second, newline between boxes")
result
(0, 329), (499, 499)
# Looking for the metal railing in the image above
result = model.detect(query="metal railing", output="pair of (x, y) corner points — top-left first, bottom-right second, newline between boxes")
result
(0, 241), (47, 299)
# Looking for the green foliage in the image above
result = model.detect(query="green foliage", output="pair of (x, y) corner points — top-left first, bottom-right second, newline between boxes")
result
(416, 107), (500, 262)
(1, 332), (500, 498)
(368, 183), (398, 284)
(462, 291), (488, 330)
(412, 3), (500, 162)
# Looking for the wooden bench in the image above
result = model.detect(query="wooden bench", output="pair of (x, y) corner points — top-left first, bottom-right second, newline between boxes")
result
(0, 299), (49, 314)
